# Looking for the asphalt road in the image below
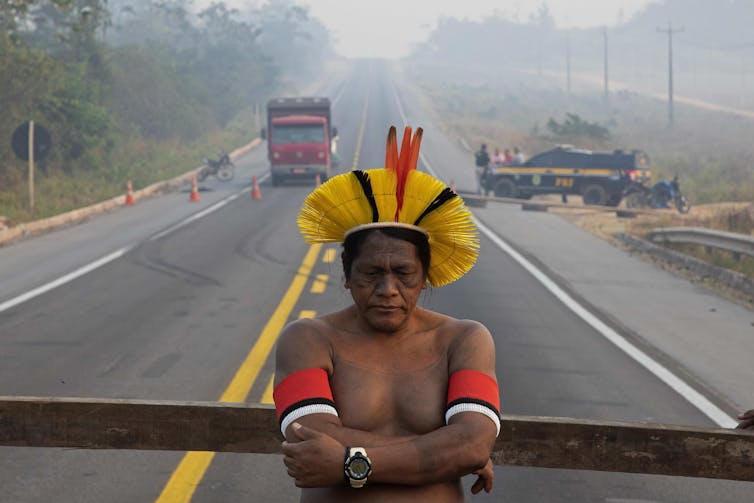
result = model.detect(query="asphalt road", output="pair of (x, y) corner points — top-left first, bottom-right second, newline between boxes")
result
(0, 60), (751, 502)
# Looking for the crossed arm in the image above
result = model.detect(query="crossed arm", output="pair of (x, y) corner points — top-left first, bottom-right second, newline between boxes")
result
(273, 319), (498, 491)
(738, 409), (754, 430)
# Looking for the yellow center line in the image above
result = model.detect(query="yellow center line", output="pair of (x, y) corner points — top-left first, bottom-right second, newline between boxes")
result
(155, 244), (322, 503)
(323, 248), (337, 263)
(155, 88), (373, 503)
(261, 374), (274, 405)
(310, 274), (329, 294)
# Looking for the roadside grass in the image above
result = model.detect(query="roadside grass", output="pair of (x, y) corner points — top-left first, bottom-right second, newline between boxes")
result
(0, 110), (257, 224)
(665, 243), (754, 278)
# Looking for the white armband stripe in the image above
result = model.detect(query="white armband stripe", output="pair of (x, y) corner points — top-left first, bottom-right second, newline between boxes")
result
(280, 404), (339, 436)
(445, 403), (501, 437)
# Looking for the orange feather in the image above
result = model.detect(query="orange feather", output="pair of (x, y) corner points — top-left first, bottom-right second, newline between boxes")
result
(408, 127), (423, 173)
(385, 126), (398, 172)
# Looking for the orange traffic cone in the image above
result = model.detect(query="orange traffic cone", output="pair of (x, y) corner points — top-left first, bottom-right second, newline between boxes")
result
(251, 176), (262, 200)
(125, 179), (135, 206)
(314, 173), (321, 187)
(189, 176), (200, 202)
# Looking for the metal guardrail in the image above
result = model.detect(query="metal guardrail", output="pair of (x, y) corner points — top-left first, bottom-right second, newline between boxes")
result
(1, 397), (752, 482)
(647, 227), (754, 258)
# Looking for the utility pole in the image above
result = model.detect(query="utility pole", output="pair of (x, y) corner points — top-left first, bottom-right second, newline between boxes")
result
(658, 22), (684, 128)
(566, 32), (571, 96)
(603, 26), (609, 109)
(741, 54), (747, 108)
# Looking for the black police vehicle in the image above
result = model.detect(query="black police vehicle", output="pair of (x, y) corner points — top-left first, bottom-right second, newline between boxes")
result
(481, 145), (651, 206)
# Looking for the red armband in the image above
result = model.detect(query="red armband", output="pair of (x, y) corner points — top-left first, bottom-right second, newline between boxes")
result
(446, 370), (501, 436)
(273, 368), (338, 436)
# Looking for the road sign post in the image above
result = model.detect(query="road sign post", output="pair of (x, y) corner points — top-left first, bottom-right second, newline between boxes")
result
(29, 120), (35, 214)
(11, 121), (52, 215)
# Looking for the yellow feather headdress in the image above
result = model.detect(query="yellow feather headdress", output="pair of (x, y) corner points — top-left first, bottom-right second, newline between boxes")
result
(297, 126), (479, 287)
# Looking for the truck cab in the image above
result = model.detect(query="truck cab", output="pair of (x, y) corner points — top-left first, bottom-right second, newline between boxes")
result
(264, 97), (336, 186)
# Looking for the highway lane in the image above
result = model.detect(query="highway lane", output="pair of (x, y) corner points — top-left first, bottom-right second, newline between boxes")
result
(0, 144), (267, 308)
(183, 62), (754, 502)
(0, 68), (356, 502)
(0, 59), (751, 502)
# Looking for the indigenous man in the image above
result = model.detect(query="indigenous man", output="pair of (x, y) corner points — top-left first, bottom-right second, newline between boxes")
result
(274, 126), (499, 501)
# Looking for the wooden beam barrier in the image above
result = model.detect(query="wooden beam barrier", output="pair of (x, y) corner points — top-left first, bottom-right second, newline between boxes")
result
(1, 397), (752, 481)
(494, 414), (754, 481)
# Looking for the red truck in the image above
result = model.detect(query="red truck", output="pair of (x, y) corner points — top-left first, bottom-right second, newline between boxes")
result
(261, 97), (338, 186)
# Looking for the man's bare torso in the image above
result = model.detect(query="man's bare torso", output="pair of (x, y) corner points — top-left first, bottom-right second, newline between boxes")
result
(298, 306), (471, 502)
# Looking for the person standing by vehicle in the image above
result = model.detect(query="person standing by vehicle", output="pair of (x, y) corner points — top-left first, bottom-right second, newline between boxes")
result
(502, 148), (514, 165)
(490, 148), (505, 166)
(474, 143), (492, 194)
(474, 143), (491, 190)
(275, 126), (499, 501)
(513, 146), (525, 164)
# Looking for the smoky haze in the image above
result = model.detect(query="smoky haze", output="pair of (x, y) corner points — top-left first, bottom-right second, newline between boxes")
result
(408, 0), (754, 110)
(397, 0), (754, 205)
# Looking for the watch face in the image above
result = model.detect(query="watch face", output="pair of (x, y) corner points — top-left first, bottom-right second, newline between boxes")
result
(348, 456), (370, 479)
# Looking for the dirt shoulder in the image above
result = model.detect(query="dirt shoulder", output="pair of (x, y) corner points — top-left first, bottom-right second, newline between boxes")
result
(549, 199), (754, 311)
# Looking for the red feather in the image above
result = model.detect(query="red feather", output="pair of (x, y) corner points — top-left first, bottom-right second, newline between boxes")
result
(394, 127), (423, 220)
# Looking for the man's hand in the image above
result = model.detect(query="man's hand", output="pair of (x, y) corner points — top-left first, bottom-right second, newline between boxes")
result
(470, 458), (494, 495)
(282, 422), (345, 487)
(736, 409), (754, 430)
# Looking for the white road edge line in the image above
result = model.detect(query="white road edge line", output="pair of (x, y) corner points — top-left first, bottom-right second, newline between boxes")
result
(3, 173), (269, 312)
(149, 178), (264, 242)
(333, 82), (347, 106)
(391, 84), (737, 428)
(149, 199), (231, 241)
(475, 218), (737, 428)
(0, 248), (130, 314)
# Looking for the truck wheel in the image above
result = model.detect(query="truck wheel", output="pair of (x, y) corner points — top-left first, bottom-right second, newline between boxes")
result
(626, 192), (647, 208)
(493, 178), (518, 198)
(271, 174), (281, 187)
(582, 184), (608, 206)
(606, 193), (622, 207)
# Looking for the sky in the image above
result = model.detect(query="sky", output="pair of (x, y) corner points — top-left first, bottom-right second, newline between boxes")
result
(208, 1), (658, 59)
(295, 0), (658, 58)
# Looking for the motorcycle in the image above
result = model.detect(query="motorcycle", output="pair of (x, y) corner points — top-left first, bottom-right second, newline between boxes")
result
(624, 175), (690, 214)
(198, 153), (235, 182)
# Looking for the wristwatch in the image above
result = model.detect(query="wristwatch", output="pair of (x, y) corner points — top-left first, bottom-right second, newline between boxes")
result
(344, 447), (372, 488)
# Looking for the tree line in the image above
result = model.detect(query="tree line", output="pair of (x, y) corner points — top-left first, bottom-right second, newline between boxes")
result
(0, 0), (332, 220)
